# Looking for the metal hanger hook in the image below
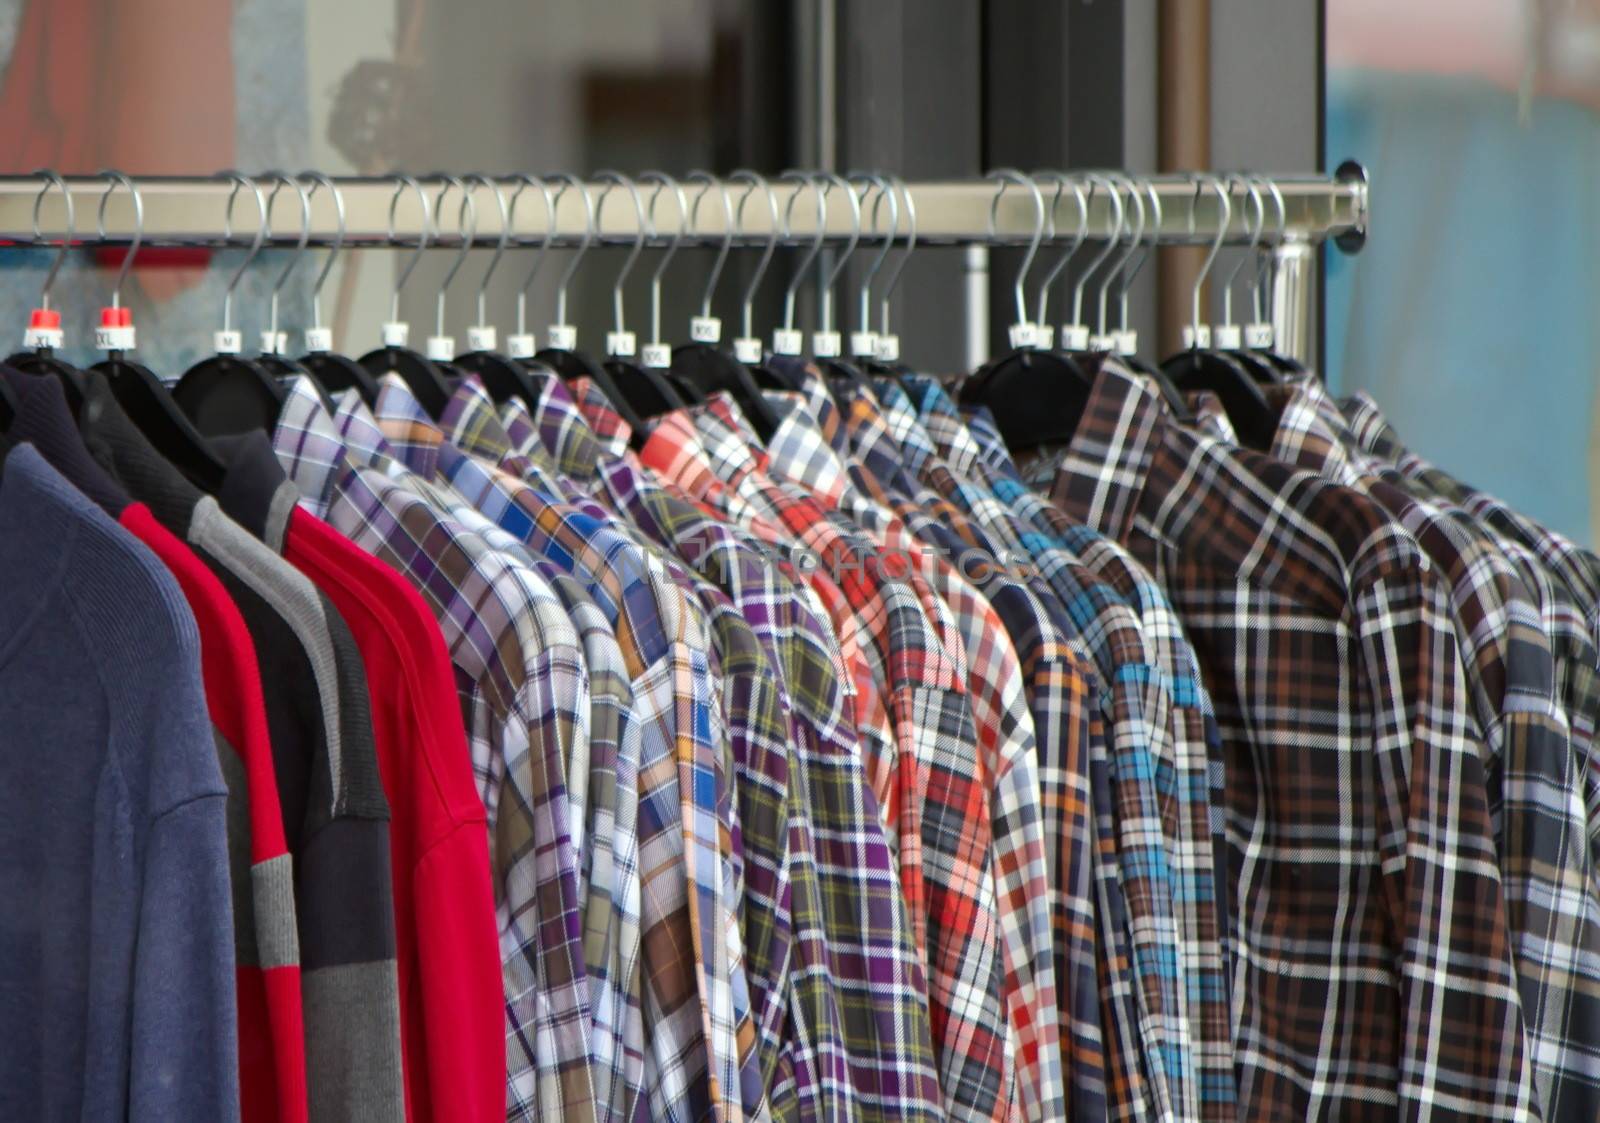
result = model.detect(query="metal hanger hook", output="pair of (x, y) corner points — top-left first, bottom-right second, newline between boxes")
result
(1073, 173), (1122, 328)
(96, 170), (143, 310)
(465, 174), (510, 330)
(507, 174), (557, 337)
(263, 170), (313, 343)
(847, 170), (898, 335)
(547, 172), (595, 329)
(639, 171), (688, 345)
(1031, 171), (1087, 327)
(985, 167), (1045, 328)
(779, 169), (826, 333)
(1186, 172), (1232, 336)
(32, 170), (75, 312)
(300, 171), (345, 330)
(219, 170), (269, 334)
(1251, 174), (1286, 324)
(1219, 173), (1264, 328)
(814, 171), (861, 336)
(386, 173), (433, 324)
(687, 170), (733, 321)
(730, 169), (779, 340)
(1117, 177), (1162, 331)
(879, 173), (917, 338)
(431, 174), (477, 337)
(593, 170), (647, 338)
(1096, 173), (1144, 335)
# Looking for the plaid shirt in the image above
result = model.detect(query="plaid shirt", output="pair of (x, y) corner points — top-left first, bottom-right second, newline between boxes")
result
(872, 377), (1196, 1122)
(748, 385), (1067, 1122)
(931, 386), (1235, 1122)
(828, 378), (1126, 1120)
(272, 376), (603, 1121)
(369, 377), (760, 1123)
(1039, 366), (1535, 1119)
(640, 400), (1014, 1120)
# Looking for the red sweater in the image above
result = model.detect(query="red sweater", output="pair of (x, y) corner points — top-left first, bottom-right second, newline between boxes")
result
(120, 504), (308, 1123)
(282, 507), (504, 1123)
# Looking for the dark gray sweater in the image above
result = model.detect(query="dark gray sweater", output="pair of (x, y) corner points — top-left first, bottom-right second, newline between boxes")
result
(0, 443), (239, 1121)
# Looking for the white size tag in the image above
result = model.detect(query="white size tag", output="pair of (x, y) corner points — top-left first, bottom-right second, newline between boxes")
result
(1244, 322), (1274, 349)
(772, 328), (803, 356)
(260, 330), (283, 355)
(606, 330), (637, 358)
(690, 315), (721, 344)
(381, 321), (409, 347)
(733, 337), (763, 364)
(850, 330), (879, 358)
(506, 332), (536, 359)
(1114, 329), (1138, 356)
(466, 325), (497, 352)
(426, 335), (456, 361)
(1180, 324), (1213, 349)
(642, 342), (671, 368)
(812, 330), (842, 358)
(1212, 324), (1243, 350)
(1036, 325), (1056, 349)
(1008, 321), (1038, 349)
(23, 327), (62, 349)
(875, 333), (900, 362)
(95, 325), (136, 351)
(547, 324), (577, 350)
(1088, 333), (1117, 353)
(213, 329), (242, 355)
(304, 326), (333, 353)
(1060, 324), (1090, 350)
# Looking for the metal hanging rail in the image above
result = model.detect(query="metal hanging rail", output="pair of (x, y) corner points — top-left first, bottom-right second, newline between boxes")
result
(0, 168), (1368, 250)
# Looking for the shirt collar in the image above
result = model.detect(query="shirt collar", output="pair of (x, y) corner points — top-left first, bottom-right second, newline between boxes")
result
(1050, 365), (1163, 545)
(636, 408), (736, 503)
(531, 372), (603, 480)
(869, 377), (941, 476)
(834, 381), (927, 499)
(372, 372), (445, 480)
(438, 374), (548, 480)
(209, 429), (295, 546)
(1337, 389), (1407, 462)
(1266, 381), (1365, 488)
(903, 375), (989, 478)
(333, 389), (400, 467)
(690, 398), (768, 491)
(763, 390), (856, 506)
(704, 390), (761, 447)
(271, 373), (353, 520)
(569, 375), (633, 457)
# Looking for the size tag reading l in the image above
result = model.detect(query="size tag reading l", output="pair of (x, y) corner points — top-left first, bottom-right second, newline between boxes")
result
(426, 335), (456, 361)
(1212, 324), (1243, 350)
(690, 315), (721, 344)
(875, 334), (901, 362)
(506, 333), (536, 358)
(547, 324), (577, 350)
(606, 330), (637, 358)
(214, 330), (243, 355)
(733, 337), (763, 364)
(304, 327), (333, 353)
(1244, 323), (1274, 349)
(812, 330), (842, 358)
(772, 328), (803, 356)
(1008, 322), (1038, 349)
(466, 326), (497, 352)
(1061, 325), (1090, 350)
(642, 342), (671, 368)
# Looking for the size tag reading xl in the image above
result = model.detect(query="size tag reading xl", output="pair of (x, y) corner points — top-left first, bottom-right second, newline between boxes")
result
(506, 333), (536, 358)
(546, 324), (577, 350)
(95, 326), (136, 351)
(642, 342), (671, 368)
(606, 330), (637, 358)
(304, 327), (333, 353)
(690, 315), (721, 344)
(772, 328), (803, 356)
(1244, 323), (1274, 349)
(466, 326), (497, 352)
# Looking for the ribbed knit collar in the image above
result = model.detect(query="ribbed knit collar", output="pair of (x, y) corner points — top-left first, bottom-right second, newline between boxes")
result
(1, 366), (130, 517)
(74, 376), (204, 537)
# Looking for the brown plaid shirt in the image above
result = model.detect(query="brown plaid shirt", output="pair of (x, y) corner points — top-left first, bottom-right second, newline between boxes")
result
(1042, 367), (1534, 1119)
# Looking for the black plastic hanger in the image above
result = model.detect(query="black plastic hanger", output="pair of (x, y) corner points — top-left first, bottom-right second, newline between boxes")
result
(1160, 176), (1280, 449)
(291, 172), (381, 405)
(7, 170), (91, 414)
(83, 171), (227, 490)
(354, 174), (456, 418)
(959, 169), (1095, 451)
(172, 172), (289, 436)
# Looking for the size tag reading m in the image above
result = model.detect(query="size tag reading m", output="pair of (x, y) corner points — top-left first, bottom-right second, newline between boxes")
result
(506, 333), (536, 358)
(214, 330), (243, 355)
(1244, 323), (1274, 349)
(812, 330), (842, 358)
(733, 337), (763, 364)
(606, 330), (637, 358)
(426, 335), (456, 361)
(642, 342), (671, 368)
(690, 315), (721, 344)
(304, 327), (333, 353)
(546, 324), (577, 350)
(1061, 325), (1090, 350)
(1008, 322), (1038, 349)
(772, 328), (803, 356)
(466, 326), (497, 352)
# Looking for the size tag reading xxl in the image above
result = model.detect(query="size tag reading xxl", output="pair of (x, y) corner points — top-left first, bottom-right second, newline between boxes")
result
(466, 326), (497, 352)
(812, 330), (842, 358)
(426, 335), (456, 361)
(304, 327), (333, 353)
(1244, 323), (1274, 349)
(606, 330), (637, 358)
(690, 315), (721, 344)
(642, 342), (671, 368)
(506, 333), (536, 358)
(547, 324), (577, 350)
(772, 328), (803, 356)
(214, 330), (243, 355)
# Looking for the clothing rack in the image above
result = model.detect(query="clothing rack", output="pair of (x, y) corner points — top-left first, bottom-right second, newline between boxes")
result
(0, 166), (1368, 364)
